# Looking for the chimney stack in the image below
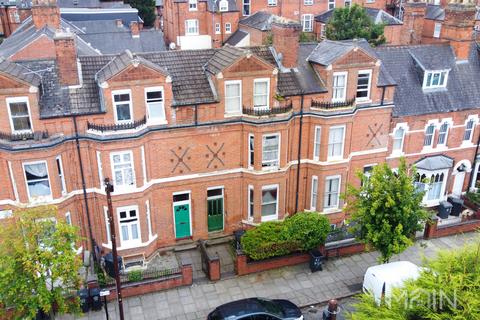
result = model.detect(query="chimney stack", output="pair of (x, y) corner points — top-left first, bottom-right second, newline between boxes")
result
(130, 21), (140, 38)
(32, 0), (60, 30)
(272, 21), (301, 69)
(54, 30), (79, 86)
(400, 0), (427, 45)
(442, 2), (476, 61)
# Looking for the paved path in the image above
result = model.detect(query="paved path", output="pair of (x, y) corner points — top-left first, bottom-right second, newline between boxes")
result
(62, 233), (477, 320)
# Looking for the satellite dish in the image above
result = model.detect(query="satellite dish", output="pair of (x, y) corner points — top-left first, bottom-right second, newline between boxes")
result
(169, 42), (176, 50)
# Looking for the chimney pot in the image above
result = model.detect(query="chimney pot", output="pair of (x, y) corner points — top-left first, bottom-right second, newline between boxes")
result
(130, 21), (140, 38)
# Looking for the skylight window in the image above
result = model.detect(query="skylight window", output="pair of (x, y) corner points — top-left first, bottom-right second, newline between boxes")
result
(423, 70), (448, 89)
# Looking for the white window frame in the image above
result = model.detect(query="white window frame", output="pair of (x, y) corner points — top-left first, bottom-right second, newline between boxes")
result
(189, 0), (197, 11)
(310, 175), (318, 211)
(65, 211), (72, 225)
(253, 78), (270, 109)
(423, 122), (436, 148)
(304, 0), (313, 5)
(392, 124), (407, 154)
(423, 70), (449, 89)
(261, 184), (279, 222)
(225, 22), (232, 34)
(301, 14), (313, 32)
(219, 0), (228, 11)
(356, 69), (372, 102)
(433, 22), (441, 38)
(55, 155), (67, 196)
(248, 133), (255, 168)
(215, 23), (221, 34)
(96, 151), (104, 188)
(112, 89), (133, 124)
(145, 86), (166, 124)
(416, 169), (448, 206)
(185, 19), (199, 35)
(23, 160), (52, 202)
(224, 80), (242, 115)
(262, 133), (280, 169)
(268, 0), (277, 6)
(437, 120), (450, 147)
(463, 115), (478, 144)
(313, 125), (321, 161)
(243, 0), (250, 16)
(145, 200), (153, 239)
(332, 71), (347, 102)
(6, 97), (33, 133)
(327, 125), (345, 161)
(328, 0), (335, 10)
(0, 209), (13, 220)
(103, 207), (111, 245)
(324, 175), (341, 211)
(110, 150), (136, 191)
(117, 205), (142, 248)
(320, 24), (326, 38)
(248, 185), (254, 220)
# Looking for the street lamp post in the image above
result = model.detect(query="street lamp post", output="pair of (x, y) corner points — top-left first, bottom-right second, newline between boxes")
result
(104, 178), (125, 320)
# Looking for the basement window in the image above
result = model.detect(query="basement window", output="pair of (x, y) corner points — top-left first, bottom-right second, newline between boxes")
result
(423, 70), (448, 89)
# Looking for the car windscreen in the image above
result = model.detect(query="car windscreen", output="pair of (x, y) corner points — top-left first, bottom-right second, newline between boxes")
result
(255, 299), (284, 317)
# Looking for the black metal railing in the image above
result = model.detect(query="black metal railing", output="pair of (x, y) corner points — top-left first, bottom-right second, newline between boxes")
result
(242, 101), (293, 117)
(102, 266), (182, 287)
(0, 130), (49, 142)
(87, 116), (147, 133)
(311, 98), (355, 110)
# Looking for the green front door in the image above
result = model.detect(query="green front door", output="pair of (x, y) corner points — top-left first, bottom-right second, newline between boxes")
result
(207, 189), (224, 232)
(174, 203), (191, 239)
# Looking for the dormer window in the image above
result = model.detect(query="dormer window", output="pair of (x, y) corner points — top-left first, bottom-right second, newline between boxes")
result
(423, 70), (448, 89)
(112, 90), (133, 124)
(219, 0), (228, 11)
(332, 72), (347, 102)
(189, 0), (197, 11)
(7, 97), (33, 133)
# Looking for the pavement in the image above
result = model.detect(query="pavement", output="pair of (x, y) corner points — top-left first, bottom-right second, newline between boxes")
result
(60, 233), (478, 320)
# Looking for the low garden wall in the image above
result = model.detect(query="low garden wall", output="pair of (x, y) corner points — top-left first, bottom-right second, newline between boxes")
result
(424, 216), (480, 239)
(199, 239), (221, 281)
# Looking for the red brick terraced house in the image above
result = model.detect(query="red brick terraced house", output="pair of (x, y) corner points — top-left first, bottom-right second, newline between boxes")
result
(0, 1), (478, 266)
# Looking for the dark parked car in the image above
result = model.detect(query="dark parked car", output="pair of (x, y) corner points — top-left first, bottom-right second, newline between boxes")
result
(207, 297), (303, 320)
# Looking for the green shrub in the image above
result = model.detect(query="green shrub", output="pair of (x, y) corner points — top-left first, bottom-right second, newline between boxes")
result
(465, 191), (480, 206)
(241, 212), (330, 260)
(127, 270), (143, 282)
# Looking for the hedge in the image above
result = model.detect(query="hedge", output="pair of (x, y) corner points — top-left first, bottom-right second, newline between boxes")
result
(241, 212), (330, 260)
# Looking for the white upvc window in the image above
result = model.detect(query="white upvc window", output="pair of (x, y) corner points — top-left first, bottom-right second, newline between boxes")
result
(225, 80), (242, 115)
(65, 211), (72, 225)
(248, 134), (255, 168)
(104, 207), (111, 244)
(55, 156), (67, 196)
(96, 151), (104, 188)
(145, 200), (153, 239)
(112, 90), (133, 124)
(7, 97), (33, 133)
(304, 0), (313, 5)
(189, 0), (197, 10)
(253, 78), (269, 109)
(262, 133), (280, 168)
(215, 23), (221, 34)
(332, 72), (347, 102)
(110, 151), (135, 190)
(268, 0), (277, 6)
(327, 125), (345, 160)
(117, 205), (141, 248)
(328, 0), (335, 9)
(433, 22), (441, 38)
(243, 0), (250, 15)
(423, 70), (449, 89)
(301, 14), (313, 32)
(219, 0), (228, 11)
(185, 19), (199, 35)
(225, 22), (232, 34)
(324, 175), (340, 210)
(464, 117), (476, 142)
(248, 185), (254, 220)
(311, 175), (318, 211)
(313, 126), (321, 161)
(392, 126), (406, 153)
(145, 87), (166, 123)
(437, 121), (449, 146)
(23, 161), (52, 201)
(261, 184), (278, 221)
(356, 70), (372, 101)
(415, 170), (448, 206)
(423, 123), (435, 147)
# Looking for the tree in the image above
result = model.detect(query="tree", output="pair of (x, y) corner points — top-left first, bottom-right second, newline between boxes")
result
(125, 0), (156, 27)
(348, 240), (480, 319)
(0, 206), (82, 319)
(344, 158), (429, 263)
(325, 4), (386, 46)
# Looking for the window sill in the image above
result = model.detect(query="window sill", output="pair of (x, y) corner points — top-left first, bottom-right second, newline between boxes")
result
(112, 186), (137, 195)
(28, 195), (53, 204)
(102, 234), (158, 251)
(461, 141), (475, 148)
(261, 214), (278, 222)
(146, 119), (168, 126)
(326, 157), (344, 162)
(355, 98), (371, 105)
(261, 165), (280, 171)
(224, 112), (242, 118)
(322, 207), (342, 214)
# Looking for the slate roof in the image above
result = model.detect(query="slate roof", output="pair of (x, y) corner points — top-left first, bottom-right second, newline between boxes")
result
(225, 29), (249, 46)
(205, 45), (245, 74)
(375, 43), (480, 117)
(415, 155), (453, 170)
(425, 4), (445, 21)
(239, 11), (274, 31)
(0, 57), (41, 86)
(292, 43), (327, 95)
(206, 0), (238, 12)
(315, 7), (402, 26)
(60, 7), (141, 24)
(9, 0), (130, 9)
(408, 45), (455, 70)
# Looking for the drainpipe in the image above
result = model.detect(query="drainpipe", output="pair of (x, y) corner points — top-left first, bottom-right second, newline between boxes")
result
(73, 115), (96, 259)
(380, 86), (386, 106)
(468, 124), (480, 190)
(194, 104), (198, 126)
(294, 92), (305, 213)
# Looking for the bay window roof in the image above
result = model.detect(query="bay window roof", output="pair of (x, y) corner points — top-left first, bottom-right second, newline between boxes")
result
(415, 155), (453, 171)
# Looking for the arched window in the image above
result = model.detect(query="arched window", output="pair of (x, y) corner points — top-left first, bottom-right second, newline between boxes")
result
(393, 127), (405, 152)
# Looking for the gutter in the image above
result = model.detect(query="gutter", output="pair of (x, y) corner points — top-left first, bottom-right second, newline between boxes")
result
(468, 123), (480, 190)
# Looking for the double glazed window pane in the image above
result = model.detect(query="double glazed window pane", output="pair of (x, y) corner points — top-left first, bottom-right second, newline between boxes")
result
(424, 124), (435, 146)
(10, 101), (31, 131)
(324, 178), (339, 209)
(328, 127), (344, 158)
(262, 135), (279, 167)
(261, 188), (277, 216)
(25, 163), (51, 198)
(113, 153), (134, 187)
(114, 93), (131, 122)
(464, 120), (474, 141)
(225, 82), (241, 113)
(333, 74), (346, 101)
(146, 90), (165, 120)
(254, 81), (268, 108)
(438, 123), (448, 144)
(393, 128), (404, 151)
(356, 72), (370, 99)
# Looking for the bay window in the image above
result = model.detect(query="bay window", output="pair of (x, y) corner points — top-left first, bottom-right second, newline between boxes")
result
(311, 176), (318, 211)
(111, 151), (135, 190)
(324, 176), (340, 210)
(313, 126), (321, 161)
(248, 134), (254, 168)
(118, 206), (141, 247)
(24, 161), (52, 200)
(262, 133), (280, 168)
(327, 126), (345, 160)
(56, 156), (67, 195)
(248, 185), (254, 220)
(261, 185), (278, 221)
(7, 97), (32, 133)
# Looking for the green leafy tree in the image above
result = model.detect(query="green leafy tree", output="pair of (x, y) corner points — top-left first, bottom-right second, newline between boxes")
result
(345, 158), (429, 263)
(125, 0), (156, 27)
(349, 240), (480, 319)
(0, 206), (82, 319)
(325, 4), (386, 46)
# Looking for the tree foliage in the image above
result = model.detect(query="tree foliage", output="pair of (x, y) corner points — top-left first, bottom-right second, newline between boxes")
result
(241, 212), (330, 260)
(325, 4), (386, 46)
(349, 240), (480, 319)
(0, 206), (82, 319)
(125, 0), (156, 27)
(345, 158), (429, 263)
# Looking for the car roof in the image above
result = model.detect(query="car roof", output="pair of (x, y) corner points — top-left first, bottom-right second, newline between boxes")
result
(216, 298), (282, 318)
(366, 261), (421, 285)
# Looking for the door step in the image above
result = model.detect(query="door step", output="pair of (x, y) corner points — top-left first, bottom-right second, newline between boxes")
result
(173, 239), (198, 252)
(206, 233), (234, 246)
